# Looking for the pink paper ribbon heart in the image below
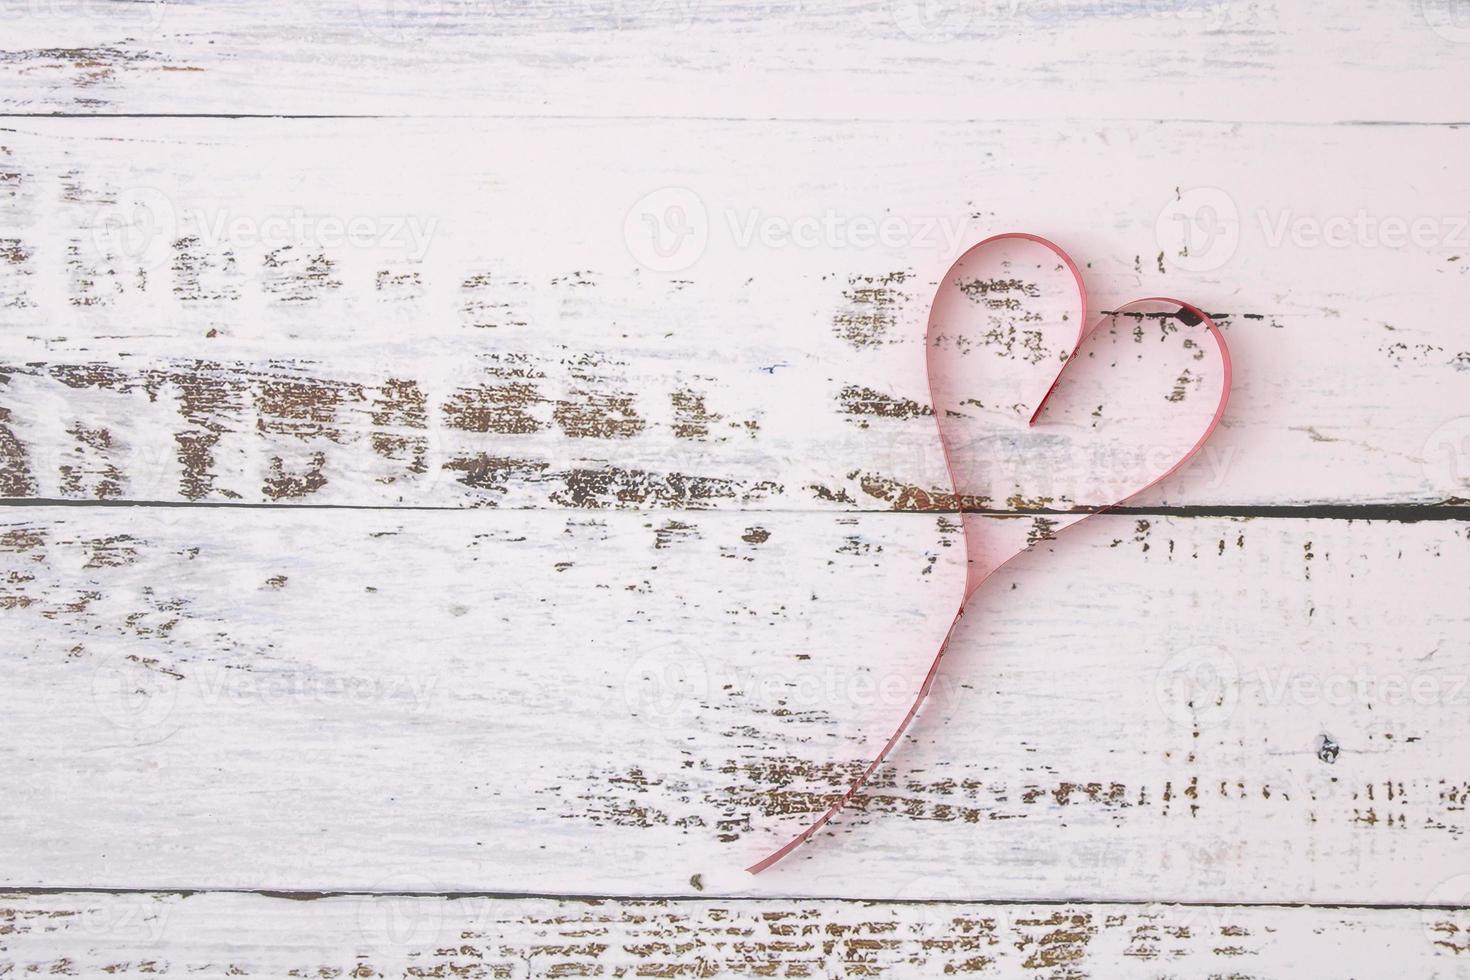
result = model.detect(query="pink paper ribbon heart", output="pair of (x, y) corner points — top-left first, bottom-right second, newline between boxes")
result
(747, 233), (1233, 874)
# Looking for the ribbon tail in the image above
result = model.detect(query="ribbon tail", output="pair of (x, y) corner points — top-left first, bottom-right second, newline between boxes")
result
(745, 601), (970, 874)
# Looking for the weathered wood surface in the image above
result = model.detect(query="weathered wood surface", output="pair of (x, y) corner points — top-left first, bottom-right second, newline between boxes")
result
(2, 119), (1468, 510)
(2, 0), (1466, 122)
(4, 892), (1468, 979)
(3, 507), (1466, 900)
(3, 1), (1468, 974)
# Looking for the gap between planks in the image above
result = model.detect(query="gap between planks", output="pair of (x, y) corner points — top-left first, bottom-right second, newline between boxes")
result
(1, 497), (1468, 522)
(2, 114), (1470, 125)
(3, 887), (1467, 911)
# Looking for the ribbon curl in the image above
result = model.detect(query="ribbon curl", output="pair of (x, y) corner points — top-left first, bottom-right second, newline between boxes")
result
(747, 233), (1232, 875)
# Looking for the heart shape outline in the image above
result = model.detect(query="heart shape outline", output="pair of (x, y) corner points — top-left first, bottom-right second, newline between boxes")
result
(746, 233), (1233, 874)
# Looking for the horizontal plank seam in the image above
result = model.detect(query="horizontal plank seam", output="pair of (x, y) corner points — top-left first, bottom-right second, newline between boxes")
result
(0, 498), (1467, 522)
(0, 113), (1467, 127)
(1, 886), (1468, 910)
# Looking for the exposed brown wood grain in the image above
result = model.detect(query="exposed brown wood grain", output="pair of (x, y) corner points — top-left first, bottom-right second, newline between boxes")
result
(2, 7), (1468, 962)
(0, 0), (1461, 123)
(1, 120), (1467, 511)
(1, 508), (1465, 898)
(0, 892), (1463, 978)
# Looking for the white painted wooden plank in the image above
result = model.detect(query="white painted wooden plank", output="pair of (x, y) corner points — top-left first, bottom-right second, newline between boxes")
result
(1, 507), (1465, 900)
(1, 0), (1466, 122)
(1, 118), (1467, 509)
(3, 891), (1467, 979)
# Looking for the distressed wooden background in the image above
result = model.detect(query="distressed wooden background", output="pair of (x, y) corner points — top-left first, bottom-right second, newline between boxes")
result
(3, 0), (1469, 976)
